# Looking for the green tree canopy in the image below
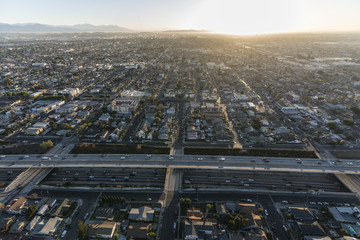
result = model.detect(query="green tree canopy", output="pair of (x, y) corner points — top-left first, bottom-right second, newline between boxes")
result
(40, 140), (54, 150)
(342, 118), (354, 126)
(25, 205), (38, 220)
(78, 220), (88, 240)
(326, 122), (337, 130)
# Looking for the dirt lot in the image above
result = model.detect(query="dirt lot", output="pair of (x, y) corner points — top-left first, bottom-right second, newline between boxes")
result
(331, 150), (360, 159)
(0, 143), (48, 154)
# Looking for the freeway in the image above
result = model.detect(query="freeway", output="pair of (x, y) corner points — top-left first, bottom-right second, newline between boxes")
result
(1, 154), (360, 174)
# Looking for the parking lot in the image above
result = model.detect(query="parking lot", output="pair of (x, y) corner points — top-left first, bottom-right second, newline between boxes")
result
(41, 167), (166, 189)
(183, 169), (349, 192)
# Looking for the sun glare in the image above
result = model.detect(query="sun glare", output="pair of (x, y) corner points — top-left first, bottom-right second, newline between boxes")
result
(186, 0), (300, 35)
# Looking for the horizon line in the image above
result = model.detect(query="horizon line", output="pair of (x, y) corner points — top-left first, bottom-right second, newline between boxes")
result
(1, 22), (360, 37)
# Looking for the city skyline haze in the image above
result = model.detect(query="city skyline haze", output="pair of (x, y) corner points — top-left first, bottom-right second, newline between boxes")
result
(1, 0), (360, 35)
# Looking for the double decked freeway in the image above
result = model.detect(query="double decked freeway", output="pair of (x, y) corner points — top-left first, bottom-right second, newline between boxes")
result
(0, 154), (360, 174)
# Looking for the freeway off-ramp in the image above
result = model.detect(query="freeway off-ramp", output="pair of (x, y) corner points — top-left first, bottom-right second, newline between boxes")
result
(1, 154), (360, 174)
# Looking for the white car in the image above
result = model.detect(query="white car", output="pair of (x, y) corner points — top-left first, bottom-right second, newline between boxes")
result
(265, 209), (268, 216)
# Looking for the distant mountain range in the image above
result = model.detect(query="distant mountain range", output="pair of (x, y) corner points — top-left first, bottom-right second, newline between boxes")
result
(0, 23), (131, 33)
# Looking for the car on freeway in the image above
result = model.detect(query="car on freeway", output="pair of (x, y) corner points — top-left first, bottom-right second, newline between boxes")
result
(197, 157), (203, 161)
(219, 157), (226, 161)
(281, 200), (288, 204)
(283, 225), (288, 231)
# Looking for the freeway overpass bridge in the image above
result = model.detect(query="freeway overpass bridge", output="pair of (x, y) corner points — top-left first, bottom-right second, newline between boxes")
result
(1, 154), (360, 175)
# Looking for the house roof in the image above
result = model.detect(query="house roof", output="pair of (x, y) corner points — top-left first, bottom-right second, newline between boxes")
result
(126, 222), (150, 239)
(184, 220), (213, 238)
(187, 208), (202, 220)
(88, 221), (116, 238)
(26, 215), (41, 231)
(289, 207), (314, 221)
(237, 203), (256, 214)
(129, 206), (154, 222)
(8, 196), (27, 213)
(94, 208), (114, 219)
(55, 198), (69, 216)
(298, 221), (326, 236)
(37, 217), (63, 236)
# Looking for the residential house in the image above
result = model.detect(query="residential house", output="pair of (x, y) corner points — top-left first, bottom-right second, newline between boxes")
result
(7, 196), (27, 214)
(128, 206), (154, 222)
(36, 217), (63, 236)
(88, 221), (117, 239)
(126, 222), (151, 240)
(184, 220), (213, 240)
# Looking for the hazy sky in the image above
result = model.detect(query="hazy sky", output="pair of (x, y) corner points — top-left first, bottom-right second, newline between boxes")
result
(1, 0), (360, 34)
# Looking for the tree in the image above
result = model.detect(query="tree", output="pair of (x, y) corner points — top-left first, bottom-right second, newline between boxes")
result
(334, 128), (343, 134)
(180, 198), (191, 215)
(350, 106), (360, 116)
(339, 140), (346, 145)
(206, 204), (214, 212)
(148, 231), (156, 239)
(326, 122), (337, 130)
(342, 118), (354, 126)
(140, 99), (146, 105)
(63, 123), (72, 130)
(257, 208), (264, 214)
(78, 220), (88, 240)
(252, 118), (262, 131)
(155, 117), (161, 123)
(40, 140), (54, 150)
(340, 228), (349, 236)
(25, 205), (38, 220)
(346, 134), (355, 141)
(155, 104), (164, 111)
